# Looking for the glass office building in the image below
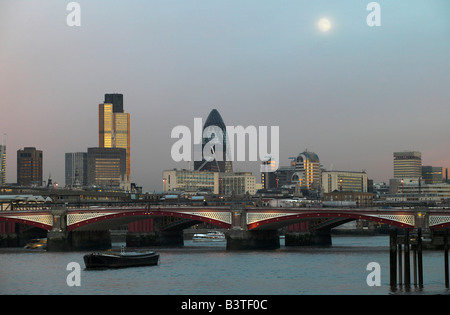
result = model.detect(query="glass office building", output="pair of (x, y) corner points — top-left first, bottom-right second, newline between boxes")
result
(99, 94), (130, 182)
(0, 145), (5, 187)
(17, 147), (43, 187)
(293, 150), (321, 190)
(65, 152), (88, 187)
(163, 169), (219, 194)
(87, 147), (126, 189)
(393, 151), (422, 179)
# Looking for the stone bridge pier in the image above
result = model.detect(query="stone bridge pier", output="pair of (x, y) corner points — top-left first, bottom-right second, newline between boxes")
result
(126, 217), (185, 247)
(225, 206), (280, 250)
(284, 229), (332, 246)
(46, 207), (70, 251)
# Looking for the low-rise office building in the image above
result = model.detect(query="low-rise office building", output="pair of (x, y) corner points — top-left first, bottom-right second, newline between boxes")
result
(322, 171), (368, 193)
(162, 169), (256, 196)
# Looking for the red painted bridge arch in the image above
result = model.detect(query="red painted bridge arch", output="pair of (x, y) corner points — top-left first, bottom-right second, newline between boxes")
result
(66, 207), (232, 231)
(245, 208), (417, 230)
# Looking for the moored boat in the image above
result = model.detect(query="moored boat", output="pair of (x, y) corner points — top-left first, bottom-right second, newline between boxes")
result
(24, 238), (47, 249)
(84, 250), (159, 269)
(193, 231), (225, 242)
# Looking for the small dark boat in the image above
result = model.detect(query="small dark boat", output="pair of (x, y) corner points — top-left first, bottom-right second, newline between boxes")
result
(84, 250), (159, 269)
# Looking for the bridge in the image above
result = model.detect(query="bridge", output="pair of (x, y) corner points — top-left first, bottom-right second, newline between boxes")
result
(1, 205), (450, 250)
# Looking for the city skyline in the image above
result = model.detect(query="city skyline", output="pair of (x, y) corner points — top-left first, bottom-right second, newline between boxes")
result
(1, 1), (449, 191)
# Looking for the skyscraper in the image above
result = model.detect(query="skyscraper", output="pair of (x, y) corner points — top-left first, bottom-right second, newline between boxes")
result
(261, 158), (277, 189)
(17, 147), (43, 187)
(87, 147), (126, 189)
(422, 166), (446, 184)
(393, 151), (422, 179)
(194, 109), (232, 173)
(0, 144), (5, 187)
(99, 93), (130, 182)
(292, 150), (321, 190)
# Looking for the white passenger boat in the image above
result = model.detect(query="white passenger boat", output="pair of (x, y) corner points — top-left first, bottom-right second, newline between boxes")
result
(193, 231), (226, 242)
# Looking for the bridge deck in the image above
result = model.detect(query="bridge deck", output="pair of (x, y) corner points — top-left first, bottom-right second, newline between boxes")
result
(0, 206), (449, 231)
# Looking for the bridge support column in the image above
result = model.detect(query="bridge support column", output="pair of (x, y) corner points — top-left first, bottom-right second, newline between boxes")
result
(47, 230), (70, 251)
(47, 206), (113, 251)
(285, 232), (310, 246)
(311, 230), (332, 246)
(414, 209), (431, 240)
(47, 207), (70, 252)
(71, 231), (111, 251)
(285, 230), (332, 246)
(158, 230), (184, 247)
(226, 229), (280, 250)
(126, 230), (184, 247)
(126, 232), (157, 247)
(225, 206), (280, 250)
(413, 209), (443, 249)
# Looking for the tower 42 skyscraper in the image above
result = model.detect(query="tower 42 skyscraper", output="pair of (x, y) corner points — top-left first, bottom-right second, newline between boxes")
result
(99, 93), (130, 182)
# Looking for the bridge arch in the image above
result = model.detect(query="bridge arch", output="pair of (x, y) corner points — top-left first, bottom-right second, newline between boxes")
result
(67, 210), (151, 231)
(246, 210), (416, 230)
(0, 212), (53, 231)
(148, 209), (231, 230)
(67, 208), (232, 231)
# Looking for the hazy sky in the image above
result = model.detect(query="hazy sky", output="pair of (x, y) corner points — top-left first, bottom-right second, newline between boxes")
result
(1, 0), (449, 191)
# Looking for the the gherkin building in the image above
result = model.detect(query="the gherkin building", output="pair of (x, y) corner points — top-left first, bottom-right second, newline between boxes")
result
(194, 109), (232, 173)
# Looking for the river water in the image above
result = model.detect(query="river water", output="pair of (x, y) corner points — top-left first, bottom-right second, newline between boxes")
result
(0, 236), (448, 295)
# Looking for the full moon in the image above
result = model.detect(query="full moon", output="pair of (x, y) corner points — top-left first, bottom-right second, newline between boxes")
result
(317, 18), (331, 32)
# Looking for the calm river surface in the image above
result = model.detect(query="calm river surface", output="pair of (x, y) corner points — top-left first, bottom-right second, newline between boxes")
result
(1, 236), (448, 295)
